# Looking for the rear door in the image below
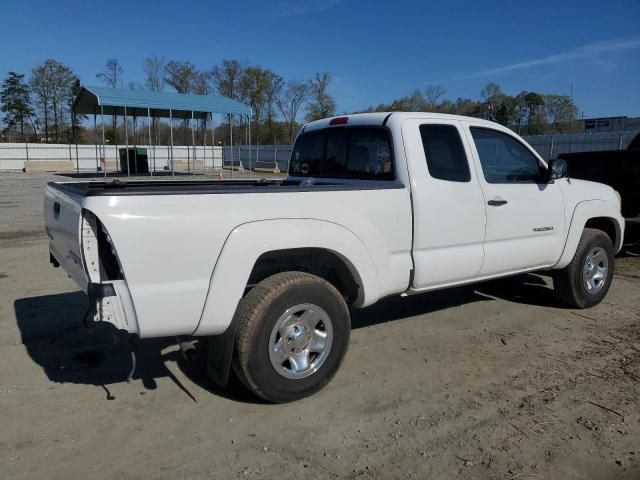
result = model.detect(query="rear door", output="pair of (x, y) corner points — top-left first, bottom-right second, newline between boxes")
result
(464, 123), (566, 276)
(403, 119), (486, 289)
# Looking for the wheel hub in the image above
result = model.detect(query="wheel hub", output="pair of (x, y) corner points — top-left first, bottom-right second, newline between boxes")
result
(268, 303), (334, 379)
(285, 323), (310, 351)
(582, 246), (608, 294)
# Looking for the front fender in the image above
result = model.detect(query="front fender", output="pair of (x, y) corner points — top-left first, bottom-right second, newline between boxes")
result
(193, 219), (380, 336)
(554, 200), (624, 269)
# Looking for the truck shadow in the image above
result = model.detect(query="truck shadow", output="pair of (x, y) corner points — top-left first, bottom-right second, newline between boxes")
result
(13, 292), (259, 404)
(14, 273), (560, 403)
(351, 272), (562, 329)
(473, 272), (566, 308)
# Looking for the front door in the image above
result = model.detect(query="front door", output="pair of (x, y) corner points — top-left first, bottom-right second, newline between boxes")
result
(464, 124), (566, 276)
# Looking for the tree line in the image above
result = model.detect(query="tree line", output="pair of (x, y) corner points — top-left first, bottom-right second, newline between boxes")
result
(359, 82), (580, 135)
(1, 56), (580, 145)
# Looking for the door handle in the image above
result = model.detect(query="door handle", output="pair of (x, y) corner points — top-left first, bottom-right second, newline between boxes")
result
(487, 198), (508, 207)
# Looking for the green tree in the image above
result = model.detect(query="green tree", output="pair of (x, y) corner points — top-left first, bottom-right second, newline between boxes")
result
(164, 61), (199, 143)
(210, 59), (245, 100)
(452, 97), (484, 117)
(514, 91), (528, 134)
(523, 92), (544, 134)
(239, 66), (280, 143)
(0, 72), (34, 139)
(544, 94), (578, 132)
(164, 60), (198, 93)
(305, 72), (336, 122)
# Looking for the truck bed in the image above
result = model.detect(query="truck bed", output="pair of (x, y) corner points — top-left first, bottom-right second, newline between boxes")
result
(49, 178), (404, 197)
(44, 176), (413, 338)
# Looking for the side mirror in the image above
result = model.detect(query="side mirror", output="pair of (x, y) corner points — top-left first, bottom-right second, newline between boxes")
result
(548, 158), (568, 181)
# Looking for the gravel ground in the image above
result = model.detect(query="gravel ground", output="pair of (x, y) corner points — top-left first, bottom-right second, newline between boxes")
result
(0, 172), (639, 480)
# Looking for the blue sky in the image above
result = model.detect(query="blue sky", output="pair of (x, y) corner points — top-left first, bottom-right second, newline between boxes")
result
(1, 0), (639, 118)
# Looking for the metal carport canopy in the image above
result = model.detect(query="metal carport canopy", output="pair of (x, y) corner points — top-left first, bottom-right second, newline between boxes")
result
(73, 85), (251, 119)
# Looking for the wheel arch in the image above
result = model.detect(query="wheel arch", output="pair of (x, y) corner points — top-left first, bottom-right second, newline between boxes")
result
(584, 217), (620, 249)
(246, 247), (362, 304)
(554, 200), (624, 269)
(193, 218), (380, 337)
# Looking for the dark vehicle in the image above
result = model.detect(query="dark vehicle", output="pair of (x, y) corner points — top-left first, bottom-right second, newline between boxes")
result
(560, 136), (640, 246)
(560, 148), (640, 219)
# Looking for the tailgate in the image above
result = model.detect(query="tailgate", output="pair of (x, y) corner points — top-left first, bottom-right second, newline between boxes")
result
(44, 184), (88, 291)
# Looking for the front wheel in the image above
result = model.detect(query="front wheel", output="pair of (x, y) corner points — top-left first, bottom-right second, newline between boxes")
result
(232, 272), (350, 403)
(554, 228), (615, 308)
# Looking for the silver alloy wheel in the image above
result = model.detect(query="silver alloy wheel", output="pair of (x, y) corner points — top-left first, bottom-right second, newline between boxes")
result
(583, 246), (609, 294)
(268, 303), (333, 379)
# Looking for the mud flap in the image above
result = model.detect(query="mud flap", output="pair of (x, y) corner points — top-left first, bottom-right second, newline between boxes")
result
(206, 314), (240, 387)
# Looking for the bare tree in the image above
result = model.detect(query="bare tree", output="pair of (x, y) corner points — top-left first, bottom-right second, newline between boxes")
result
(278, 80), (309, 143)
(96, 58), (123, 88)
(143, 55), (165, 92)
(96, 59), (123, 136)
(481, 82), (504, 121)
(210, 59), (246, 142)
(264, 71), (283, 143)
(305, 72), (336, 122)
(30, 65), (53, 140)
(143, 55), (166, 145)
(424, 84), (446, 111)
(31, 59), (77, 142)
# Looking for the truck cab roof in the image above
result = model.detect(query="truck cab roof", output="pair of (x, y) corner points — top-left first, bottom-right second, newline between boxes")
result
(303, 112), (501, 131)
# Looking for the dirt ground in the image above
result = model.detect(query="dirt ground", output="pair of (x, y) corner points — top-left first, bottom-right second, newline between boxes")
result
(0, 172), (639, 480)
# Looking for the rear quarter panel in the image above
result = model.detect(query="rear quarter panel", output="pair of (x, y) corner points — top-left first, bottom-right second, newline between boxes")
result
(84, 186), (412, 338)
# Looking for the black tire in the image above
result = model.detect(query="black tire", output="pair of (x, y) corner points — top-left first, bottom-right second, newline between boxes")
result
(554, 228), (615, 308)
(232, 272), (350, 403)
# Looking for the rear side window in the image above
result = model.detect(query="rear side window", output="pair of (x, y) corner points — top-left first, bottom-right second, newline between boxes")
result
(289, 127), (394, 180)
(419, 124), (470, 182)
(289, 130), (324, 176)
(470, 127), (543, 183)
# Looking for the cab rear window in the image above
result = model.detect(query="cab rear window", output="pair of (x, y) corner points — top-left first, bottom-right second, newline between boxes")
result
(289, 127), (394, 180)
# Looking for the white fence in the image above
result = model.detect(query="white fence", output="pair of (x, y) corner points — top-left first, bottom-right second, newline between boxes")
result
(0, 143), (294, 173)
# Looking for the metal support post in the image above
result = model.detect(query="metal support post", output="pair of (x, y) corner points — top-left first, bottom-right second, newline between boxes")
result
(124, 106), (130, 176)
(169, 109), (175, 175)
(100, 105), (106, 178)
(191, 111), (196, 176)
(147, 108), (153, 177)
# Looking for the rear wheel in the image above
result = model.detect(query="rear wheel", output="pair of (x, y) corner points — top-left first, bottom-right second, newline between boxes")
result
(554, 228), (615, 308)
(233, 272), (350, 403)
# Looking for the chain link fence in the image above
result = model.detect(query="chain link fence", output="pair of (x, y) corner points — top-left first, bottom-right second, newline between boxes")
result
(0, 143), (294, 175)
(1, 129), (638, 173)
(523, 131), (638, 160)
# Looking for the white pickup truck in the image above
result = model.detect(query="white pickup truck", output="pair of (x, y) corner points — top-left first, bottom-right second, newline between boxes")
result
(45, 112), (624, 402)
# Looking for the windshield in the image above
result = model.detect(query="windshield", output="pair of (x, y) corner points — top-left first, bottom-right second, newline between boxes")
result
(289, 127), (394, 180)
